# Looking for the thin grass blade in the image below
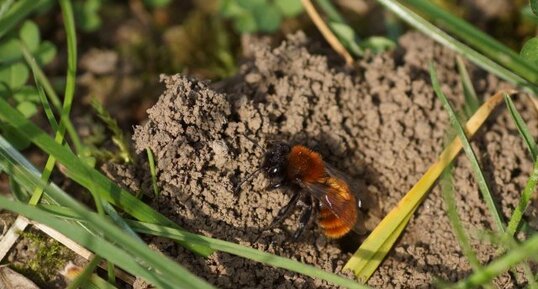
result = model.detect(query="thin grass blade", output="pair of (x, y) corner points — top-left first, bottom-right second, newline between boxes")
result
(67, 255), (102, 289)
(440, 163), (482, 271)
(0, 0), (52, 40)
(507, 159), (538, 236)
(147, 148), (160, 197)
(443, 234), (538, 289)
(504, 94), (538, 161)
(374, 0), (538, 93)
(0, 138), (368, 289)
(344, 90), (508, 280)
(0, 139), (215, 288)
(431, 63), (505, 232)
(0, 197), (213, 289)
(38, 204), (370, 289)
(456, 56), (480, 118)
(404, 0), (538, 85)
(0, 98), (213, 256)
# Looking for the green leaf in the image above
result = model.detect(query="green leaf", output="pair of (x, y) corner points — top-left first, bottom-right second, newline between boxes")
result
(233, 13), (257, 33)
(236, 0), (265, 10)
(0, 62), (29, 89)
(219, 0), (244, 17)
(520, 37), (538, 66)
(16, 101), (37, 117)
(74, 0), (102, 32)
(360, 36), (396, 53)
(13, 85), (39, 103)
(143, 0), (170, 8)
(255, 4), (282, 32)
(531, 0), (538, 16)
(19, 20), (40, 52)
(329, 22), (364, 56)
(35, 41), (57, 65)
(0, 38), (22, 63)
(274, 0), (303, 17)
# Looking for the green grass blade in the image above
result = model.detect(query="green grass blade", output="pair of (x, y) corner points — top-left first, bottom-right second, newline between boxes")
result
(344, 91), (506, 280)
(440, 164), (483, 271)
(107, 261), (116, 287)
(0, 197), (214, 289)
(102, 201), (143, 242)
(27, 0), (82, 206)
(1, 146), (367, 289)
(56, 0), (83, 153)
(0, 98), (213, 256)
(456, 56), (480, 118)
(444, 233), (538, 289)
(20, 39), (81, 152)
(506, 159), (538, 236)
(404, 0), (538, 85)
(0, 138), (214, 288)
(504, 94), (538, 161)
(21, 41), (59, 131)
(430, 63), (505, 232)
(374, 0), (538, 93)
(146, 148), (160, 197)
(37, 204), (369, 289)
(131, 221), (369, 289)
(67, 255), (102, 289)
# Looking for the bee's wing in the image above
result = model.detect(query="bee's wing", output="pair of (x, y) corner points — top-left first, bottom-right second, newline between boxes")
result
(297, 176), (362, 234)
(324, 164), (365, 209)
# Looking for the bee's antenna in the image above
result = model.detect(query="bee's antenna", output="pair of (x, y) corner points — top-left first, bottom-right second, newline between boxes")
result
(234, 167), (263, 194)
(239, 134), (265, 151)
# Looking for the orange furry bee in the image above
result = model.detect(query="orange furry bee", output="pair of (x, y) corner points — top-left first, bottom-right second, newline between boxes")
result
(236, 142), (362, 239)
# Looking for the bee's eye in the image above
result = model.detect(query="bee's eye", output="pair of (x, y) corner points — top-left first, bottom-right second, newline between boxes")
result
(271, 167), (279, 174)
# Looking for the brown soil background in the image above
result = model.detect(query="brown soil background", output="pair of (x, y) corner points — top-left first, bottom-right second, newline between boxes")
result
(105, 31), (538, 288)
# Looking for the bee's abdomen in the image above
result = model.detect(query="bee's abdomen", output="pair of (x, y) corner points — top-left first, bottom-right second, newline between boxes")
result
(318, 208), (355, 238)
(317, 177), (358, 238)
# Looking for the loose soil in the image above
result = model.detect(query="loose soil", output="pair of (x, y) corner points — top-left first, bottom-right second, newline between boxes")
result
(106, 31), (538, 288)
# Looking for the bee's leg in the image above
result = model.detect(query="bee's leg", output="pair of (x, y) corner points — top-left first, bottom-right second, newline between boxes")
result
(266, 178), (286, 191)
(254, 190), (300, 241)
(292, 196), (314, 240)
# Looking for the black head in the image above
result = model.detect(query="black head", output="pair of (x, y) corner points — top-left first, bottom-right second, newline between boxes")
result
(262, 142), (291, 178)
(233, 141), (291, 194)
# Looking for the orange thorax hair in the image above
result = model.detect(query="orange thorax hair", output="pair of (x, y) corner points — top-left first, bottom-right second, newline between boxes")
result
(286, 145), (325, 183)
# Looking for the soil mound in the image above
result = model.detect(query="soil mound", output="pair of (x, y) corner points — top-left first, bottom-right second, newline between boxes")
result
(122, 31), (536, 288)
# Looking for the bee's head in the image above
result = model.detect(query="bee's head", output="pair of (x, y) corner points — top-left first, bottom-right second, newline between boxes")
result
(262, 142), (291, 178)
(233, 139), (291, 194)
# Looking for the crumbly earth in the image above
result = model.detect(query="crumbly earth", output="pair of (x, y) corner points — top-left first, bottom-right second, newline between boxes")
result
(121, 31), (537, 288)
